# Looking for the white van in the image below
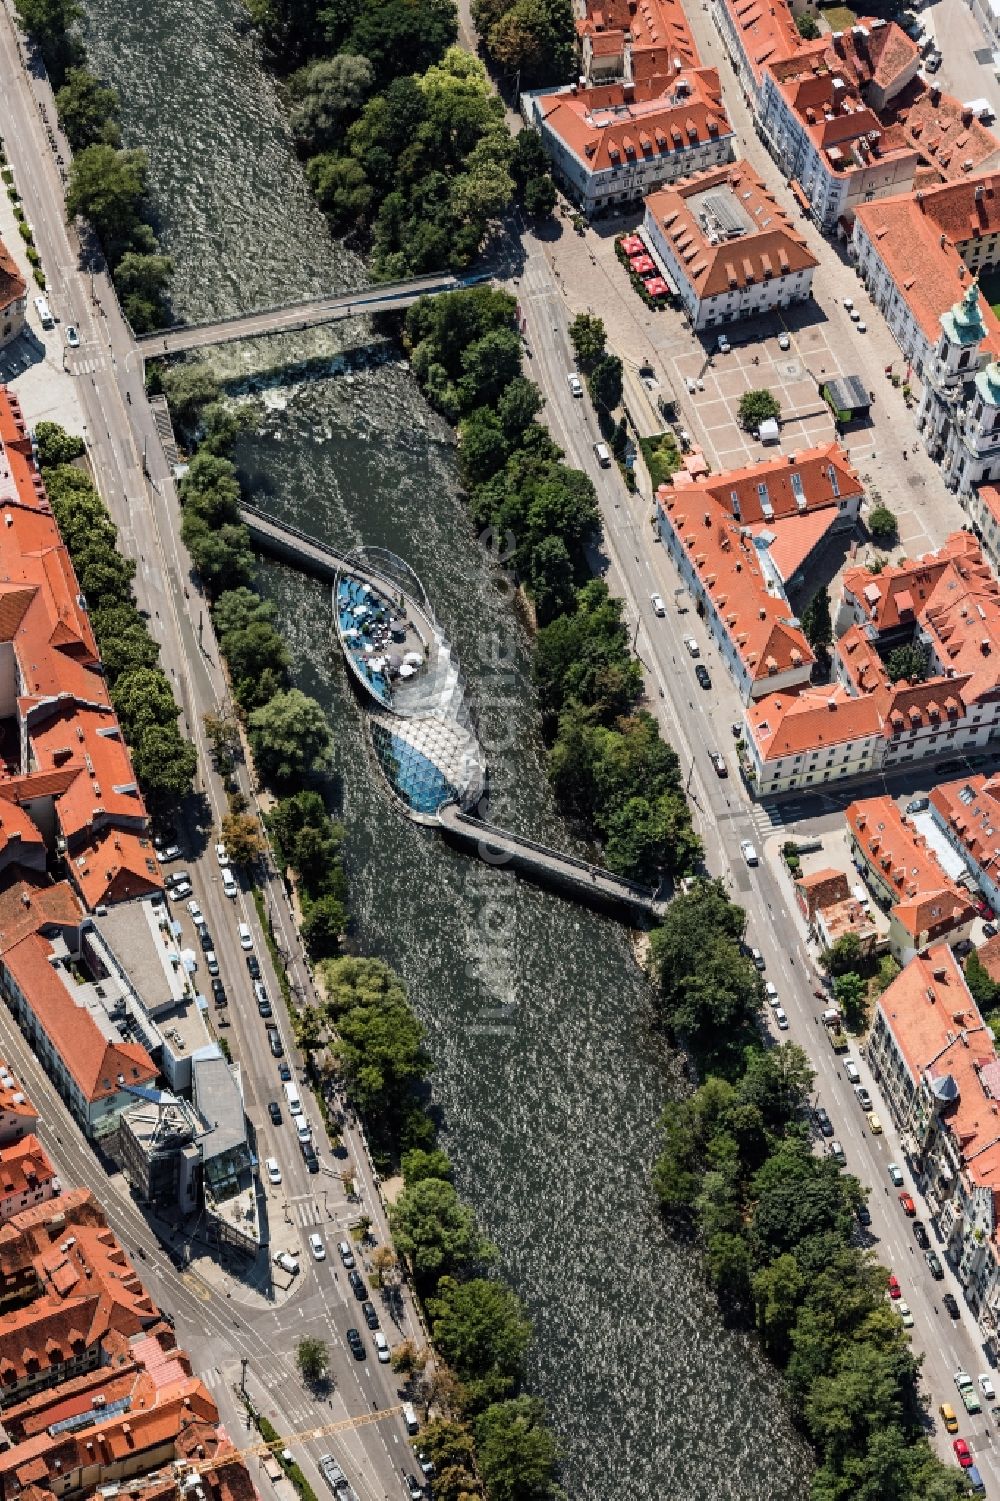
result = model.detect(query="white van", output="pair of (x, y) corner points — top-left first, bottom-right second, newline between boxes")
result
(222, 868), (237, 898)
(238, 921), (252, 950)
(593, 441), (611, 467)
(33, 295), (54, 329)
(401, 1402), (419, 1435)
(283, 1080), (302, 1116)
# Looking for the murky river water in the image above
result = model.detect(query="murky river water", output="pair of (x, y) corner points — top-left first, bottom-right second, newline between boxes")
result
(80, 1), (812, 1493)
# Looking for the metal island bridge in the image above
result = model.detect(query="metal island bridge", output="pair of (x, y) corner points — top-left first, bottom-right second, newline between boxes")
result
(239, 504), (666, 925)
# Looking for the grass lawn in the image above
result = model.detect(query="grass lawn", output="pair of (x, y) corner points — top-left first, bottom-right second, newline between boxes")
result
(979, 269), (1000, 320)
(822, 4), (858, 26)
(639, 432), (683, 490)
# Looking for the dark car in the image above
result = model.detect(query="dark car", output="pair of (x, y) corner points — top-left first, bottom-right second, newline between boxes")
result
(695, 664), (711, 690)
(258, 998), (273, 1018)
(348, 1268), (367, 1301)
(269, 1029), (284, 1057)
(943, 1292), (960, 1318)
(925, 1248), (945, 1279)
(814, 1106), (834, 1138)
(278, 1061), (292, 1082)
(267, 1100), (282, 1125)
(345, 1327), (365, 1360)
(246, 954), (261, 980)
(211, 978), (227, 1007)
(362, 1300), (379, 1330)
(301, 1139), (319, 1172)
(856, 1203), (872, 1227)
(198, 926), (213, 952)
(985, 923), (998, 939)
(912, 1219), (930, 1250)
(403, 1477), (423, 1501)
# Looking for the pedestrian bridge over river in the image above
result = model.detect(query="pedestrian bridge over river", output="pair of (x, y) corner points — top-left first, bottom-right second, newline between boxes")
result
(239, 503), (666, 925)
(136, 272), (468, 357)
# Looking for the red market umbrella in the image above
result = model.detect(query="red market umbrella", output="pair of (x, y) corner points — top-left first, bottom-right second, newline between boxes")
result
(644, 277), (669, 297)
(620, 235), (644, 255)
(630, 254), (655, 274)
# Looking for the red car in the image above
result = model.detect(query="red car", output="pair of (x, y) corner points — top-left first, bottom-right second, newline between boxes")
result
(953, 1438), (973, 1468)
(887, 1274), (901, 1299)
(898, 1191), (916, 1216)
(977, 900), (995, 920)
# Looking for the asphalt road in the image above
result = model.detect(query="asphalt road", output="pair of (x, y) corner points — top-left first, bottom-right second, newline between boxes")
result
(0, 9), (427, 1499)
(513, 225), (1000, 1486)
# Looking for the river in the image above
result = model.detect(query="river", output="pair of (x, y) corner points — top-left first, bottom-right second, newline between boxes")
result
(79, 1), (813, 1494)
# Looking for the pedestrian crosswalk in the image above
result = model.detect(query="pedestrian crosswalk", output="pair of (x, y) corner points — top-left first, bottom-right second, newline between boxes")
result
(294, 1200), (326, 1226)
(72, 356), (106, 376)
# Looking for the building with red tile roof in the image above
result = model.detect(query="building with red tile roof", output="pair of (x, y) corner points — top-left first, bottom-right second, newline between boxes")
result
(0, 1135), (59, 1223)
(930, 773), (1000, 921)
(0, 879), (157, 1139)
(523, 67), (735, 216)
(869, 946), (1000, 1336)
(846, 796), (976, 960)
(745, 531), (1000, 795)
(853, 171), (1000, 414)
(792, 865), (880, 953)
(656, 442), (861, 701)
(0, 387), (161, 912)
(577, 0), (701, 83)
(710, 0), (804, 105)
(642, 159), (817, 327)
(0, 240), (26, 353)
(0, 1060), (38, 1148)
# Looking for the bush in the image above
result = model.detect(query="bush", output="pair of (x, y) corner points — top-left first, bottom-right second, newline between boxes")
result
(638, 432), (682, 491)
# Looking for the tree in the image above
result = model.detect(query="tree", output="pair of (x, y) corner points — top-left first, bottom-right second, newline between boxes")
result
(33, 420), (84, 467)
(390, 1177), (489, 1286)
(370, 1245), (398, 1289)
(160, 364), (222, 433)
(527, 535), (574, 625)
(868, 503), (898, 543)
(390, 1338), (426, 1376)
(833, 969), (867, 1030)
(568, 313), (606, 369)
(458, 328), (523, 412)
(248, 689), (333, 785)
(474, 1397), (559, 1501)
(801, 585), (832, 655)
(419, 1419), (478, 1498)
(737, 388), (781, 432)
(14, 0), (83, 85)
(886, 642), (928, 684)
(428, 1277), (532, 1409)
(54, 67), (120, 150)
(203, 712), (241, 771)
(402, 1146), (453, 1184)
(966, 949), (1000, 1011)
(129, 722), (198, 808)
(587, 352), (622, 413)
(795, 11), (820, 37)
(307, 153), (374, 231)
(221, 618), (291, 705)
(114, 251), (173, 334)
(523, 173), (555, 219)
(301, 893), (346, 959)
(221, 812), (266, 867)
(66, 146), (150, 262)
(320, 957), (429, 1131)
(344, 0), (458, 87)
(181, 513), (254, 593)
(295, 1334), (328, 1385)
(288, 54), (375, 153)
(825, 932), (862, 977)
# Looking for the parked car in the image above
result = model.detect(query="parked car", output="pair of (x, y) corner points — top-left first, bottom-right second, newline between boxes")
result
(278, 1061), (292, 1082)
(238, 922), (253, 951)
(222, 868), (238, 898)
(215, 842), (229, 867)
(912, 1220), (929, 1250)
(953, 1438), (973, 1468)
(940, 1402), (959, 1432)
(374, 1331), (390, 1363)
(186, 898), (202, 922)
(887, 1274), (901, 1300)
(814, 1106), (834, 1137)
(980, 1373), (996, 1401)
(774, 1006), (789, 1030)
(348, 1268), (367, 1301)
(905, 797), (929, 814)
(898, 1191), (916, 1216)
(709, 750), (727, 777)
(268, 1100), (282, 1125)
(167, 880), (193, 901)
(749, 947), (765, 971)
(155, 842), (181, 863)
(362, 1300), (379, 1329)
(888, 1163), (904, 1187)
(867, 1111), (882, 1135)
(897, 1300), (914, 1329)
(926, 1248), (945, 1279)
(855, 1085), (873, 1111)
(650, 592), (666, 616)
(740, 839), (759, 866)
(265, 1158), (281, 1186)
(567, 372), (583, 397)
(268, 1029), (284, 1057)
(205, 950), (219, 977)
(345, 1327), (365, 1360)
(943, 1292), (961, 1317)
(829, 1140), (846, 1165)
(246, 953), (261, 980)
(338, 1240), (356, 1269)
(683, 634), (700, 657)
(694, 664), (711, 689)
(844, 1059), (861, 1085)
(985, 922), (998, 939)
(211, 978), (227, 1007)
(856, 1203), (871, 1227)
(403, 1476), (424, 1501)
(318, 1455), (346, 1493)
(274, 1250), (299, 1276)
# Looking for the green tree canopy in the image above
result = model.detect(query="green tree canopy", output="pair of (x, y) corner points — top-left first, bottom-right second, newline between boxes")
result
(14, 0), (83, 85)
(160, 364), (222, 433)
(885, 642), (928, 684)
(474, 1397), (559, 1501)
(54, 67), (121, 150)
(390, 1177), (490, 1286)
(428, 1276), (532, 1410)
(288, 53), (375, 152)
(401, 1146), (453, 1184)
(587, 352), (623, 412)
(295, 1334), (328, 1385)
(114, 251), (173, 334)
(801, 585), (832, 653)
(300, 893), (347, 960)
(319, 957), (430, 1135)
(568, 313), (606, 369)
(248, 689), (334, 785)
(737, 388), (781, 432)
(868, 503), (898, 543)
(66, 145), (150, 263)
(33, 421), (84, 467)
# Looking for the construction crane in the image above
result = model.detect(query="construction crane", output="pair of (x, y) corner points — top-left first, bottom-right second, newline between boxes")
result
(180, 1404), (404, 1478)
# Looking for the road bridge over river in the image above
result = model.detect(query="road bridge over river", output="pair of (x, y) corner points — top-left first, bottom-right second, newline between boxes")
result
(238, 503), (666, 924)
(136, 272), (468, 356)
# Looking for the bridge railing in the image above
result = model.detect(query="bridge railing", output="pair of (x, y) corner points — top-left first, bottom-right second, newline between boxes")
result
(135, 272), (461, 343)
(239, 503), (348, 561)
(443, 807), (659, 902)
